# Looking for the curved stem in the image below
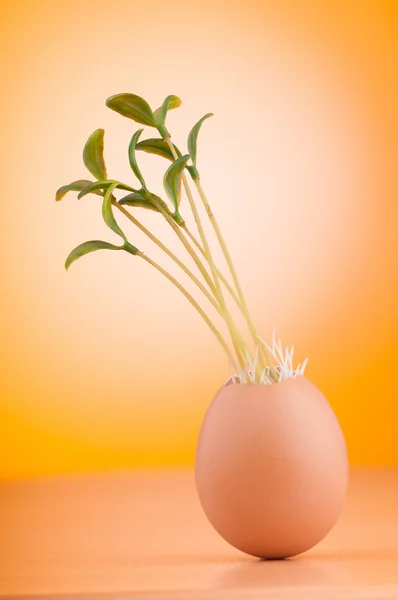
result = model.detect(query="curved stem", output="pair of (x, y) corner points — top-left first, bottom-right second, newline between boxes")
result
(148, 197), (217, 297)
(184, 224), (267, 366)
(115, 201), (229, 320)
(139, 252), (239, 372)
(164, 139), (249, 369)
(165, 138), (218, 286)
(193, 178), (278, 380)
(183, 225), (246, 315)
(151, 196), (247, 369)
(183, 225), (250, 367)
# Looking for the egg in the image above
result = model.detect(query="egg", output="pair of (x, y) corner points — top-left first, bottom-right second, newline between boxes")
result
(195, 376), (348, 559)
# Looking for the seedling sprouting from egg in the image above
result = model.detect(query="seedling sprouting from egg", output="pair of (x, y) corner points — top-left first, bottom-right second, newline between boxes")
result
(56, 92), (348, 559)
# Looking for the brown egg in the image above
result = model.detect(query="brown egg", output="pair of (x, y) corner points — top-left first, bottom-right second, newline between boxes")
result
(195, 376), (348, 559)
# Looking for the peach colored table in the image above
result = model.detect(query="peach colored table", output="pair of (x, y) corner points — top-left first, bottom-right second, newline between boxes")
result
(1, 469), (397, 599)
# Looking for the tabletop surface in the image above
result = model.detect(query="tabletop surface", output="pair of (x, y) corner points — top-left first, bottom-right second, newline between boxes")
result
(1, 468), (398, 599)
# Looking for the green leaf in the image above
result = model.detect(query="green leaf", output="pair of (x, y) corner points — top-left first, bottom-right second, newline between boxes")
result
(77, 180), (135, 199)
(65, 240), (121, 270)
(135, 138), (182, 161)
(128, 130), (146, 188)
(163, 154), (190, 211)
(188, 113), (213, 166)
(106, 93), (156, 127)
(55, 179), (100, 202)
(102, 182), (127, 241)
(147, 192), (172, 214)
(154, 95), (182, 126)
(119, 191), (171, 214)
(118, 192), (158, 212)
(83, 129), (107, 180)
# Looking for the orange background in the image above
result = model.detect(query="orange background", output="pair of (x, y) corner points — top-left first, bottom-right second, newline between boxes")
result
(1, 0), (397, 479)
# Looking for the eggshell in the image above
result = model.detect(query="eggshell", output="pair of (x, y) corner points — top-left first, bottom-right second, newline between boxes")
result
(195, 376), (348, 559)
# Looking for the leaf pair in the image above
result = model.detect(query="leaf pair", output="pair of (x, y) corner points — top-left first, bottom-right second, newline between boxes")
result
(59, 124), (142, 271)
(128, 130), (190, 220)
(126, 130), (186, 222)
(79, 126), (145, 192)
(65, 182), (139, 270)
(105, 93), (181, 128)
(128, 132), (205, 219)
(56, 129), (111, 202)
(133, 113), (213, 174)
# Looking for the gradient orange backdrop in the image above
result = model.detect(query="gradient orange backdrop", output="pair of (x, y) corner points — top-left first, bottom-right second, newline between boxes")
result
(1, 0), (397, 479)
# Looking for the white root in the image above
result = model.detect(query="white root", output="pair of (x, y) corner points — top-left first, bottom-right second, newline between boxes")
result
(226, 328), (309, 386)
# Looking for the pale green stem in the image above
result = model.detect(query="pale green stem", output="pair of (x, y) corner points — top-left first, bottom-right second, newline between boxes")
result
(139, 252), (239, 372)
(150, 196), (246, 369)
(183, 224), (247, 367)
(165, 138), (218, 286)
(115, 201), (234, 322)
(194, 179), (278, 380)
(146, 198), (217, 297)
(183, 225), (242, 307)
(184, 223), (268, 370)
(164, 138), (248, 369)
